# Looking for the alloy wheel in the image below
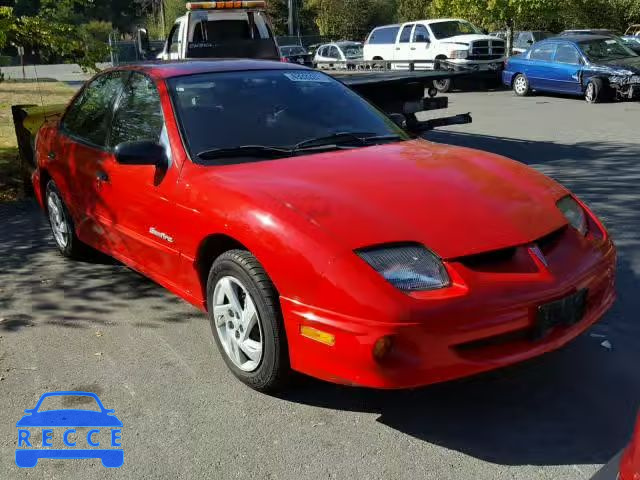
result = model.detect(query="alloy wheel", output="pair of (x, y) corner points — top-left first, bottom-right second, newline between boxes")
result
(586, 83), (595, 102)
(47, 190), (69, 249)
(514, 76), (527, 94)
(212, 276), (263, 372)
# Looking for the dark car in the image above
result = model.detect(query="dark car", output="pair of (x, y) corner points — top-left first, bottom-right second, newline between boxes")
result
(279, 45), (313, 67)
(513, 31), (554, 54)
(503, 35), (640, 102)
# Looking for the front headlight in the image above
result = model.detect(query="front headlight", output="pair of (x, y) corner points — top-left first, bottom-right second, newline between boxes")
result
(557, 196), (588, 235)
(449, 50), (468, 59)
(356, 244), (450, 292)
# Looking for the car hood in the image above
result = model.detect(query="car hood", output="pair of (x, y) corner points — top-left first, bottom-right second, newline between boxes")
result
(439, 34), (501, 46)
(210, 140), (569, 260)
(596, 55), (640, 73)
(16, 410), (123, 427)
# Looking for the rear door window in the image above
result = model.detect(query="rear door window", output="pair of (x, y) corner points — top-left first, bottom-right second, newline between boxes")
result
(62, 72), (126, 148)
(554, 44), (581, 64)
(399, 25), (414, 43)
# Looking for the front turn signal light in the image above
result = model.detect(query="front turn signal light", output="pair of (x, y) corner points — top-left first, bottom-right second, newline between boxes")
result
(300, 325), (335, 346)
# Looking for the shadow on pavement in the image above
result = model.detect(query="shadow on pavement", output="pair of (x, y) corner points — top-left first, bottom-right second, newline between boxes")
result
(278, 133), (640, 466)
(0, 200), (197, 330)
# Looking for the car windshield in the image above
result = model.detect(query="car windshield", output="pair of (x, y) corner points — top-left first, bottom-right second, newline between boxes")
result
(281, 46), (306, 56)
(580, 38), (638, 61)
(429, 20), (482, 39)
(341, 44), (363, 59)
(169, 70), (406, 164)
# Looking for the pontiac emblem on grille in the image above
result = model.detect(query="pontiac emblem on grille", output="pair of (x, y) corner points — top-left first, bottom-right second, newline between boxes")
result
(529, 244), (548, 268)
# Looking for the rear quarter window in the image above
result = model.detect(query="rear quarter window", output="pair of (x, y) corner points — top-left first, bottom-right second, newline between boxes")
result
(368, 26), (401, 44)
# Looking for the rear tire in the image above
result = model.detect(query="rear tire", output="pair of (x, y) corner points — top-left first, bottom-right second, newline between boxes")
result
(512, 73), (530, 96)
(433, 57), (453, 93)
(433, 78), (452, 93)
(206, 250), (290, 392)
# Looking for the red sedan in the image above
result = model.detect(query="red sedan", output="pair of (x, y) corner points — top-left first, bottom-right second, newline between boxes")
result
(33, 60), (616, 391)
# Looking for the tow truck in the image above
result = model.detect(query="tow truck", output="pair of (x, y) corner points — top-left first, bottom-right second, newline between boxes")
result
(134, 1), (473, 118)
(13, 1), (475, 186)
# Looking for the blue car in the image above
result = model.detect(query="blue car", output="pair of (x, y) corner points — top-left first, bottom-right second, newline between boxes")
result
(15, 391), (123, 468)
(503, 35), (640, 103)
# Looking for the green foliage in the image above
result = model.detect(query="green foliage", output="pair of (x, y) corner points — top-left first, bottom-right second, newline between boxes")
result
(312, 0), (394, 39)
(0, 4), (110, 72)
(397, 0), (430, 22)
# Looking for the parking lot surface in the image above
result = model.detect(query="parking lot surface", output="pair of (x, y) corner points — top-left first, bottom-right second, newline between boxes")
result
(1, 89), (639, 479)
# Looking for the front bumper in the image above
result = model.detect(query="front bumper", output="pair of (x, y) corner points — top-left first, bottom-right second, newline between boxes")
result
(281, 226), (616, 389)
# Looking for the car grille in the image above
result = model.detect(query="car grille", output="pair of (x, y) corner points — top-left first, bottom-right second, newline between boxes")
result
(469, 39), (505, 60)
(455, 226), (567, 274)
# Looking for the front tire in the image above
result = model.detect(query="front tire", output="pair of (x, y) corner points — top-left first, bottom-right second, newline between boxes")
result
(585, 78), (609, 103)
(206, 250), (290, 392)
(45, 180), (86, 258)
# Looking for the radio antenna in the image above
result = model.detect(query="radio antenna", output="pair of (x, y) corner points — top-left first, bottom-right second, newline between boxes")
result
(32, 63), (47, 118)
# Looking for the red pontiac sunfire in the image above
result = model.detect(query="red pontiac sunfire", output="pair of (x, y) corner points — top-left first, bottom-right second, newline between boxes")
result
(33, 60), (616, 392)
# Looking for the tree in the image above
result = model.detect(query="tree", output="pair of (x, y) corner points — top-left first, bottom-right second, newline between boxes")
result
(0, 3), (110, 72)
(397, 0), (429, 22)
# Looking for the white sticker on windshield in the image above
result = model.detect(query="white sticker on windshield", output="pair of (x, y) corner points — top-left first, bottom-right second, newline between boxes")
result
(605, 39), (616, 44)
(283, 72), (331, 83)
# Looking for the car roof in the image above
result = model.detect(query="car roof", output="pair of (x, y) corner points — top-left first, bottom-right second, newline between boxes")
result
(107, 59), (308, 80)
(335, 41), (361, 46)
(548, 34), (612, 43)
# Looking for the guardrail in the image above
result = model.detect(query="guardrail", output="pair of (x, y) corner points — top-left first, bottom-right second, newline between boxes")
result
(313, 58), (504, 74)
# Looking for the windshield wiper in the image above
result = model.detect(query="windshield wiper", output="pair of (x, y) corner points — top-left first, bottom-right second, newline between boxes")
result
(294, 132), (402, 150)
(197, 145), (292, 161)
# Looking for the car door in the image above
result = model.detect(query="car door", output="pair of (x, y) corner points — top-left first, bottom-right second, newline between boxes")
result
(100, 71), (183, 281)
(551, 42), (584, 94)
(409, 24), (432, 68)
(55, 71), (128, 251)
(526, 42), (558, 91)
(394, 24), (415, 69)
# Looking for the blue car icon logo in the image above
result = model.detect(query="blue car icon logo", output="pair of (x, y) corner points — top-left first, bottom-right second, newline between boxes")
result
(16, 391), (123, 468)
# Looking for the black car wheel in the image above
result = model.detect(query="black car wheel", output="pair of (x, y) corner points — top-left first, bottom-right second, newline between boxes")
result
(207, 250), (290, 392)
(585, 78), (609, 103)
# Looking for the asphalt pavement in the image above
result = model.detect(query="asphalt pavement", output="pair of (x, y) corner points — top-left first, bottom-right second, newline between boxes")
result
(1, 88), (639, 479)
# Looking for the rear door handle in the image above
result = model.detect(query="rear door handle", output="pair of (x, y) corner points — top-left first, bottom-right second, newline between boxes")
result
(410, 47), (416, 50)
(96, 171), (109, 183)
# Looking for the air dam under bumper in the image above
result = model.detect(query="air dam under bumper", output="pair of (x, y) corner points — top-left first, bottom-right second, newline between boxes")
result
(281, 233), (616, 389)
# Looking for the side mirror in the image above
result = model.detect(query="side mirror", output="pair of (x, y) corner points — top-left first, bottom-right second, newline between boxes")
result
(526, 39), (534, 44)
(388, 113), (407, 129)
(114, 141), (167, 168)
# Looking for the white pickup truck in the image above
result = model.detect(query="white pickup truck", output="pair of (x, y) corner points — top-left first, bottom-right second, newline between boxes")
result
(138, 1), (279, 61)
(363, 18), (505, 91)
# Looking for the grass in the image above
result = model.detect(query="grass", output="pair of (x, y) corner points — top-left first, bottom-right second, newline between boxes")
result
(0, 82), (75, 202)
